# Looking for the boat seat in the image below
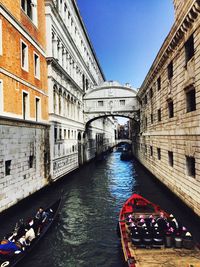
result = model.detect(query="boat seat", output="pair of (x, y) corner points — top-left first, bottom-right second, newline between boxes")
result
(174, 236), (182, 248)
(131, 231), (142, 246)
(183, 237), (194, 249)
(152, 231), (164, 246)
(142, 231), (152, 246)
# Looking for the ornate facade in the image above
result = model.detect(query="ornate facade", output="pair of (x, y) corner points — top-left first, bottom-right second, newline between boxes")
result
(45, 0), (115, 181)
(0, 0), (49, 211)
(135, 0), (200, 216)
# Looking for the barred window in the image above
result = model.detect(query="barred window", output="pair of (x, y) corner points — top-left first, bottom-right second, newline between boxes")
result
(168, 61), (173, 80)
(168, 100), (174, 118)
(185, 34), (194, 64)
(168, 151), (174, 167)
(157, 148), (161, 160)
(186, 87), (196, 112)
(186, 156), (195, 178)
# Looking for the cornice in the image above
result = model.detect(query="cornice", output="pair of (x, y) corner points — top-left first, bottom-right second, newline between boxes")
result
(139, 0), (200, 97)
(47, 56), (84, 95)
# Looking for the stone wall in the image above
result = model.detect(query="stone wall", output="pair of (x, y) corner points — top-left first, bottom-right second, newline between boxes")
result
(0, 118), (50, 212)
(135, 0), (200, 216)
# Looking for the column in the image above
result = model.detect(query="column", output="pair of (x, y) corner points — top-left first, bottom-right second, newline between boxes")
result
(55, 92), (59, 114)
(58, 41), (63, 67)
(66, 52), (70, 74)
(52, 34), (58, 59)
(63, 48), (67, 70)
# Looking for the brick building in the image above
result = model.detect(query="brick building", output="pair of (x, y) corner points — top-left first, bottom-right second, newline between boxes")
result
(0, 0), (49, 211)
(134, 0), (200, 216)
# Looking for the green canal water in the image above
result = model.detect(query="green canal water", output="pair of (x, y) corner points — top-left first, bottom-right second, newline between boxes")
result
(0, 151), (199, 267)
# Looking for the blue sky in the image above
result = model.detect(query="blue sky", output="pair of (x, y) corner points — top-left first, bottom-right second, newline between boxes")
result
(76, 0), (174, 89)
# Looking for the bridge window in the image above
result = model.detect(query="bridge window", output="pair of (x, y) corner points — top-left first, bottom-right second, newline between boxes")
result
(168, 100), (174, 118)
(120, 100), (125, 106)
(186, 156), (195, 177)
(186, 87), (196, 112)
(185, 34), (194, 64)
(98, 101), (103, 107)
(168, 61), (173, 80)
(157, 77), (161, 91)
(168, 151), (174, 167)
(157, 148), (161, 160)
(157, 108), (161, 122)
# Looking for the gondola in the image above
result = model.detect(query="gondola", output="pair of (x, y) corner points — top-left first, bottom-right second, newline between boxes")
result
(118, 194), (200, 267)
(0, 198), (62, 267)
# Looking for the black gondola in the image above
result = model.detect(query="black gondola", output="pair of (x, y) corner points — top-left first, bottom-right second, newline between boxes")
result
(0, 198), (62, 267)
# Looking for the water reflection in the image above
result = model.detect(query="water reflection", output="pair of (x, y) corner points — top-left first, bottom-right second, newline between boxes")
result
(0, 151), (199, 267)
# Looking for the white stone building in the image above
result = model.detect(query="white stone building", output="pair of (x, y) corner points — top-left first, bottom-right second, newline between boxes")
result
(45, 0), (115, 181)
(135, 0), (200, 216)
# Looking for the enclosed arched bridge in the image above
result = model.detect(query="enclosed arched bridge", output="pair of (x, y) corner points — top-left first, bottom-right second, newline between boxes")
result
(84, 81), (139, 126)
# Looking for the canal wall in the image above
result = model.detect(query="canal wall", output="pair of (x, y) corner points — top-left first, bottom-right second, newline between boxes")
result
(0, 116), (115, 213)
(0, 118), (50, 213)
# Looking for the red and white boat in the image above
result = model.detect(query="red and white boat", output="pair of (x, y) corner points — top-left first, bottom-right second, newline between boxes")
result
(118, 194), (200, 267)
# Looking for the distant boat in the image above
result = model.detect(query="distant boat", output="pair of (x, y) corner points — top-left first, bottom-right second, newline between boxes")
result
(120, 151), (132, 161)
(118, 194), (200, 267)
(0, 198), (62, 267)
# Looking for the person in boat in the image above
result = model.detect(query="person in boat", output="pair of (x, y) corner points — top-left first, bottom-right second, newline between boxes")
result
(35, 207), (47, 222)
(0, 239), (22, 256)
(5, 220), (26, 243)
(24, 219), (36, 243)
(34, 207), (48, 235)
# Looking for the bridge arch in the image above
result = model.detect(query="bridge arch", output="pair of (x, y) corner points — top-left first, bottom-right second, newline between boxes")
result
(84, 81), (140, 126)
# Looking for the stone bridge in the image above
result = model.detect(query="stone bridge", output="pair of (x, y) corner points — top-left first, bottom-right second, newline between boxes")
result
(115, 139), (132, 145)
(84, 81), (139, 126)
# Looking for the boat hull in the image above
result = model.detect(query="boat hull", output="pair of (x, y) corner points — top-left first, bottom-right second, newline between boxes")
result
(118, 194), (200, 267)
(0, 198), (62, 267)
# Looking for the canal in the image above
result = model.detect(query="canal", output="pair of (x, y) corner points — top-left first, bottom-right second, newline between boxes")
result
(0, 151), (200, 267)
